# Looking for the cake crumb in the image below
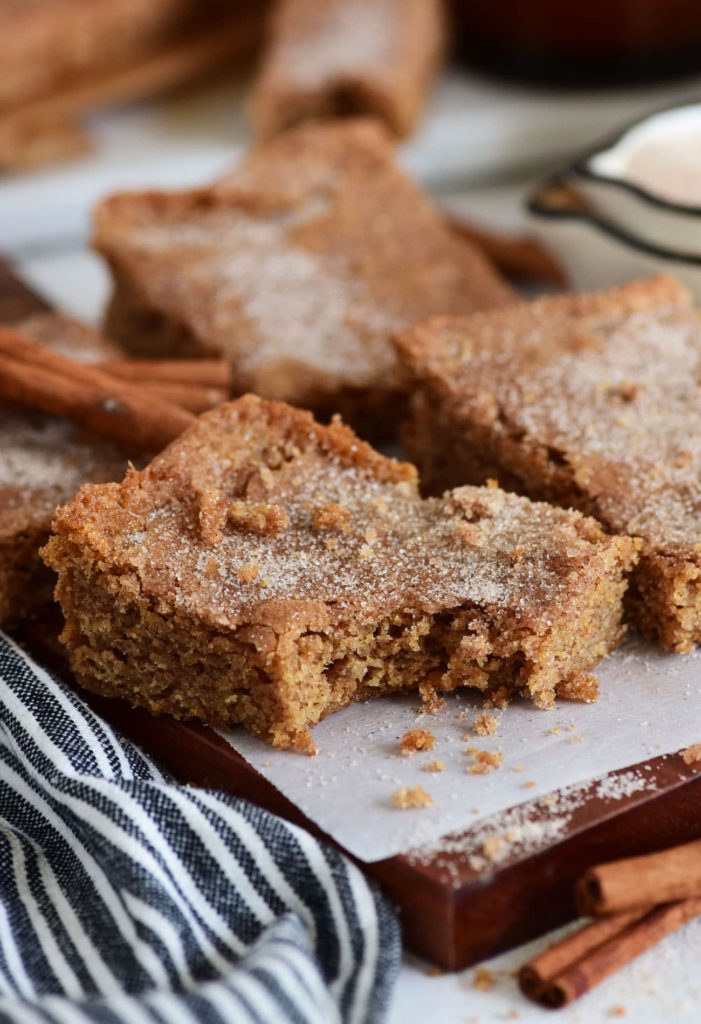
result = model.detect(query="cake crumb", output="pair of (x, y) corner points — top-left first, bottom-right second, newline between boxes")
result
(454, 521), (482, 545)
(400, 729), (436, 755)
(682, 743), (701, 766)
(474, 712), (499, 736)
(418, 680), (446, 714)
(237, 562), (260, 583)
(467, 750), (503, 774)
(312, 502), (352, 533)
(557, 672), (599, 702)
(482, 836), (504, 859)
(424, 760), (444, 773)
(522, 780), (537, 789)
(473, 966), (495, 990)
(229, 501), (289, 536)
(608, 1007), (627, 1019)
(392, 785), (434, 810)
(197, 488), (228, 545)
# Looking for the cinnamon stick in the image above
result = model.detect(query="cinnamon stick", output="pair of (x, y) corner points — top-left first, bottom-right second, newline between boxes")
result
(446, 214), (567, 287)
(0, 327), (194, 450)
(519, 900), (701, 1009)
(518, 909), (647, 1002)
(576, 839), (701, 917)
(0, 258), (53, 324)
(99, 357), (231, 390)
(137, 381), (228, 414)
(0, 18), (263, 173)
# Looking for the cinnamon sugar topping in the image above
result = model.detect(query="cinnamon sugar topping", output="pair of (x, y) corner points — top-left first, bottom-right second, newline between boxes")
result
(237, 562), (261, 584)
(311, 502), (352, 533)
(229, 501), (290, 536)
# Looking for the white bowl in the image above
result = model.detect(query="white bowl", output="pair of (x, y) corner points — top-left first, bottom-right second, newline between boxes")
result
(572, 101), (701, 252)
(526, 175), (701, 301)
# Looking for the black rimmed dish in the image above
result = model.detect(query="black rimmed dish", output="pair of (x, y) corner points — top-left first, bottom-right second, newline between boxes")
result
(525, 174), (701, 299)
(571, 100), (701, 251)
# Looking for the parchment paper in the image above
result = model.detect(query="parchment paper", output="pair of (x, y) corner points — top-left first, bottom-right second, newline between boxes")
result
(219, 635), (701, 862)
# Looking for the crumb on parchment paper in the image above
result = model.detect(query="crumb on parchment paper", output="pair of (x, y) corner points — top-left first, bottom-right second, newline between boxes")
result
(472, 966), (495, 990)
(682, 743), (701, 766)
(392, 785), (433, 809)
(400, 729), (436, 755)
(474, 712), (499, 736)
(418, 680), (446, 714)
(466, 749), (503, 775)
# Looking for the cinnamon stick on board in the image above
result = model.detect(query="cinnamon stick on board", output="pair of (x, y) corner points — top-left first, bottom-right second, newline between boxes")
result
(135, 381), (228, 414)
(99, 357), (231, 390)
(576, 838), (701, 916)
(445, 215), (567, 287)
(0, 326), (194, 450)
(519, 899), (701, 1009)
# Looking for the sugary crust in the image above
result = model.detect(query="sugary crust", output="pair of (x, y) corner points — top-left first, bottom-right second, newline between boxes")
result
(395, 274), (689, 380)
(93, 119), (513, 438)
(0, 408), (130, 627)
(251, 0), (445, 139)
(44, 395), (637, 749)
(396, 274), (701, 650)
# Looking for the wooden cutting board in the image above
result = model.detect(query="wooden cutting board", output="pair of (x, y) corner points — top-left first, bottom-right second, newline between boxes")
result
(5, 260), (701, 970)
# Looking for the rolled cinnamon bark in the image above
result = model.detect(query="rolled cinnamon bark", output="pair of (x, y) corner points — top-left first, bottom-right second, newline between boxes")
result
(0, 258), (53, 323)
(518, 909), (646, 1001)
(100, 357), (231, 390)
(136, 381), (228, 414)
(520, 899), (701, 1009)
(445, 214), (567, 287)
(576, 839), (701, 916)
(0, 328), (194, 450)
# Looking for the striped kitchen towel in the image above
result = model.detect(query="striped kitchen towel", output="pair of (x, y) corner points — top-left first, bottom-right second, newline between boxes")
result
(0, 634), (400, 1024)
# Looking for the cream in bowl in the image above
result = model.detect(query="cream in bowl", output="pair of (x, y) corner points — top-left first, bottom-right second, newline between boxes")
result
(573, 102), (701, 251)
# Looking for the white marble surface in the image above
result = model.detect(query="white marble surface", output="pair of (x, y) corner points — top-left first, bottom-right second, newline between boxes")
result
(4, 65), (701, 1022)
(389, 917), (701, 1024)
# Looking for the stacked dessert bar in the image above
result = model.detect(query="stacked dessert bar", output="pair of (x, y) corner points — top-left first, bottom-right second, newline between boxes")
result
(5, 100), (697, 752)
(396, 275), (701, 651)
(93, 119), (514, 438)
(0, 275), (229, 628)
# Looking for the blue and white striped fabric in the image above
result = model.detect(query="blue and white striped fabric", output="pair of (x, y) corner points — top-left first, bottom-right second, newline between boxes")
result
(0, 634), (400, 1024)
